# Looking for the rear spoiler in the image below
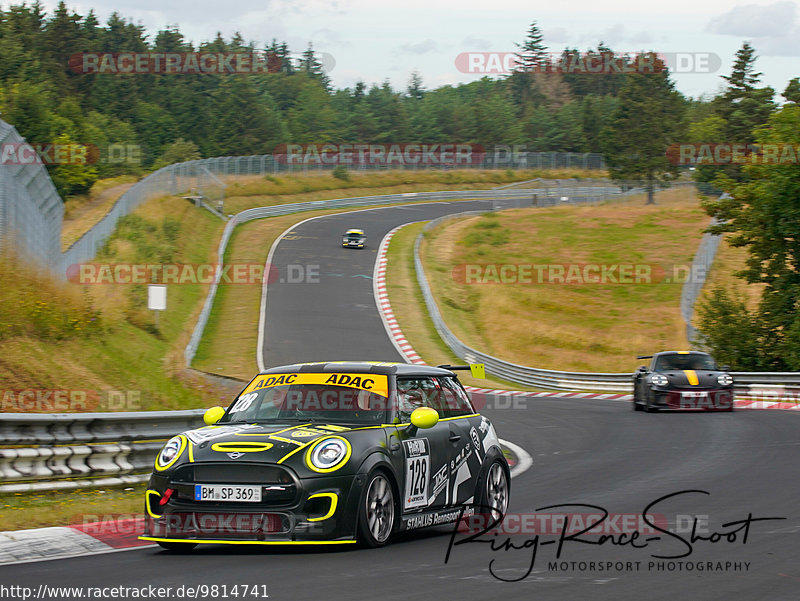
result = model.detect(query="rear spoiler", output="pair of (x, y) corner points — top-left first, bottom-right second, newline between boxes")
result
(437, 363), (486, 379)
(636, 355), (653, 360)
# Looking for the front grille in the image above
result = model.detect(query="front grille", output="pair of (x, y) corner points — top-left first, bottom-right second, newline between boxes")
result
(172, 463), (294, 484)
(168, 463), (299, 508)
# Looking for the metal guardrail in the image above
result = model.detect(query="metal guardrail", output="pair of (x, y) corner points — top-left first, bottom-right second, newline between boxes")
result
(0, 120), (607, 279)
(0, 410), (204, 493)
(184, 185), (620, 367)
(0, 120), (64, 267)
(2, 373), (798, 493)
(412, 206), (799, 392)
(413, 212), (636, 392)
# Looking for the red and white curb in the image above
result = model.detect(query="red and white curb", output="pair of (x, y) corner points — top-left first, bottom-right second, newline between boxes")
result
(372, 227), (800, 412)
(374, 224), (427, 365)
(0, 518), (151, 565)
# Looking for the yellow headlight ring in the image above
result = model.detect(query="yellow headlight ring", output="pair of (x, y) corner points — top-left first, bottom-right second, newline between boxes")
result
(304, 436), (352, 473)
(154, 435), (187, 471)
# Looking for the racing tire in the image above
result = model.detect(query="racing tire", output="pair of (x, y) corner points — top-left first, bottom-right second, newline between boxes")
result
(476, 460), (510, 523)
(357, 471), (396, 548)
(157, 541), (197, 552)
(633, 399), (643, 411)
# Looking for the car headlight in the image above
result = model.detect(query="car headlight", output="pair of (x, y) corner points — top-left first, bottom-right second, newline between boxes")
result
(158, 436), (184, 467)
(307, 437), (351, 473)
(717, 373), (733, 386)
(651, 374), (669, 387)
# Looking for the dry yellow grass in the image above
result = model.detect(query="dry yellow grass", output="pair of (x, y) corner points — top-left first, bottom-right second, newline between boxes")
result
(61, 177), (139, 251)
(697, 236), (764, 313)
(420, 187), (707, 372)
(0, 485), (145, 532)
(384, 223), (537, 390)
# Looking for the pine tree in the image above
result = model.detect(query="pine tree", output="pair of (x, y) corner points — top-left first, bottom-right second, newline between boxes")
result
(514, 21), (548, 72)
(783, 77), (800, 104)
(407, 71), (425, 100)
(299, 43), (330, 91)
(601, 53), (686, 203)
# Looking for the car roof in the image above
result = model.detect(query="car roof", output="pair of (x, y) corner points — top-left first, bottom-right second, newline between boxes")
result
(653, 351), (712, 358)
(344, 229), (364, 234)
(259, 361), (456, 377)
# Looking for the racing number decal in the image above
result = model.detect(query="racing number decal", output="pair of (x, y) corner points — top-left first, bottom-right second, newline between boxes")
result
(403, 438), (430, 510)
(230, 392), (258, 413)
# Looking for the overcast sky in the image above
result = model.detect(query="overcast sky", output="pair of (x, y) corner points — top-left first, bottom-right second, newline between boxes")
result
(19, 0), (800, 99)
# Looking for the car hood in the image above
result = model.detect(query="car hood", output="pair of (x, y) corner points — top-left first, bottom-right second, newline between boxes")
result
(181, 422), (360, 463)
(661, 370), (726, 388)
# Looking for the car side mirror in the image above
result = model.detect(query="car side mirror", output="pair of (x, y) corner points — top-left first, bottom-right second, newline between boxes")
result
(203, 406), (226, 425)
(720, 365), (731, 372)
(410, 407), (439, 429)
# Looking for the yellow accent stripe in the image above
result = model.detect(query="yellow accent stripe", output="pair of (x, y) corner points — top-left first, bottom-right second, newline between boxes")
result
(139, 536), (356, 545)
(277, 439), (317, 464)
(268, 435), (303, 446)
(270, 424), (312, 435)
(210, 442), (274, 453)
(145, 490), (162, 519)
(317, 425), (351, 432)
(187, 442), (194, 463)
(684, 370), (699, 386)
(306, 492), (338, 522)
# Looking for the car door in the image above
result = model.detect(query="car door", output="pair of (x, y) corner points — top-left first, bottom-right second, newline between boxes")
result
(395, 377), (451, 512)
(435, 376), (486, 507)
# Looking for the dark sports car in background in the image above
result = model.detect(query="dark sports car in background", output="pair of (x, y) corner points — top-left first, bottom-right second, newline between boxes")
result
(141, 361), (509, 550)
(633, 351), (734, 412)
(342, 228), (366, 248)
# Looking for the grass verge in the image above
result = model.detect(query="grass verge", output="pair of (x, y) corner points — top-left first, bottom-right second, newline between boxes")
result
(0, 485), (145, 532)
(418, 187), (708, 373)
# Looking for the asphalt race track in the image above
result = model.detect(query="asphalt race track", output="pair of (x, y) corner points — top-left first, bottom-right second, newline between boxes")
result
(2, 200), (798, 601)
(261, 198), (523, 365)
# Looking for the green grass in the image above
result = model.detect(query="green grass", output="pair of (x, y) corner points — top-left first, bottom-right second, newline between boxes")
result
(419, 187), (707, 372)
(0, 485), (146, 532)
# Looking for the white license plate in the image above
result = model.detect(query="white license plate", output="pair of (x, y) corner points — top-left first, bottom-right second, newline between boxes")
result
(194, 484), (262, 502)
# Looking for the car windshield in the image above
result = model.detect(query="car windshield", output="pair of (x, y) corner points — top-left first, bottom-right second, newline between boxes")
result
(221, 376), (388, 425)
(345, 233), (363, 238)
(654, 354), (717, 371)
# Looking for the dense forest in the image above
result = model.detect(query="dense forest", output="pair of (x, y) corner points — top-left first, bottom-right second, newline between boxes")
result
(2, 3), (800, 367)
(1, 2), (787, 198)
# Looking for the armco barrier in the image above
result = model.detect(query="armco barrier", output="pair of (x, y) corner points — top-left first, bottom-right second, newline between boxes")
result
(1, 374), (798, 493)
(411, 210), (796, 392)
(0, 410), (204, 493)
(184, 185), (622, 366)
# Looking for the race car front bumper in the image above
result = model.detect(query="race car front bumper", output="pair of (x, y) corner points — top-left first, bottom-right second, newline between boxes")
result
(140, 472), (362, 544)
(652, 388), (734, 410)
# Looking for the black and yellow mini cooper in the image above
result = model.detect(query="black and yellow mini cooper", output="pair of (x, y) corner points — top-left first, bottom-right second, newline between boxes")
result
(141, 361), (509, 550)
(341, 228), (366, 248)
